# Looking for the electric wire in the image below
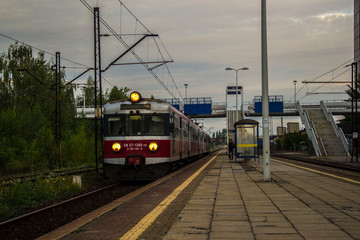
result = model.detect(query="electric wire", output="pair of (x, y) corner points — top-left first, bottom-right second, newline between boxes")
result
(0, 33), (91, 69)
(290, 58), (354, 102)
(81, 0), (181, 99)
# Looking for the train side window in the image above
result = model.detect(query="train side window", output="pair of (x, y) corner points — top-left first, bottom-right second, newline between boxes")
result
(129, 115), (142, 135)
(107, 116), (126, 136)
(145, 115), (165, 135)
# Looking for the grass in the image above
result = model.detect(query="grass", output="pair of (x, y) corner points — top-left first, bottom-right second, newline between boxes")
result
(0, 172), (105, 221)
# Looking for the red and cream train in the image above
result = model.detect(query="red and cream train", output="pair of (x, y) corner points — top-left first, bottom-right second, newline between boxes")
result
(103, 91), (210, 181)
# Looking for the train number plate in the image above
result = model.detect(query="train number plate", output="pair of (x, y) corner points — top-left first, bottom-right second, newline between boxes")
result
(127, 157), (141, 165)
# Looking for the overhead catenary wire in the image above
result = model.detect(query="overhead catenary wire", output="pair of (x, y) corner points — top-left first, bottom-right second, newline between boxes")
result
(305, 68), (350, 95)
(0, 33), (114, 90)
(80, 0), (182, 100)
(0, 33), (92, 70)
(290, 58), (354, 102)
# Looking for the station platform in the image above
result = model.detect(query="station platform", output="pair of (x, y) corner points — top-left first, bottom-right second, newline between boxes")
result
(271, 151), (360, 171)
(37, 151), (360, 240)
(162, 152), (360, 240)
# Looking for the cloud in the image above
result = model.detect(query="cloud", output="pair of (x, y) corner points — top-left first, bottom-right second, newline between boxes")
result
(0, 0), (354, 132)
(316, 12), (352, 22)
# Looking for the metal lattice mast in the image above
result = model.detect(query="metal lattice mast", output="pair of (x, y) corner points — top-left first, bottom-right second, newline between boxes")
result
(55, 52), (62, 168)
(94, 7), (101, 173)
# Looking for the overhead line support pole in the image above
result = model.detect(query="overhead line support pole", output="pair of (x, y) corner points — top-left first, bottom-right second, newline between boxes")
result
(94, 7), (100, 173)
(54, 52), (62, 169)
(261, 0), (271, 181)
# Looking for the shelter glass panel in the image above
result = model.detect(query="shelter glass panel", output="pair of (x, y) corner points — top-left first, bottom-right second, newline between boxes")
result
(236, 124), (257, 157)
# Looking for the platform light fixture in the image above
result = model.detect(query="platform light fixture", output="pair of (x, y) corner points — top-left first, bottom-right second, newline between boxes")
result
(225, 67), (249, 122)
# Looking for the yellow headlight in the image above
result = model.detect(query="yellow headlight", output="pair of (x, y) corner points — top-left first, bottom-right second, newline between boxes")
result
(112, 143), (121, 152)
(149, 142), (158, 152)
(130, 92), (141, 103)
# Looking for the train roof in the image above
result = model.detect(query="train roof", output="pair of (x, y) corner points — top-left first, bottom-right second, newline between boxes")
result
(104, 94), (209, 137)
(104, 98), (170, 114)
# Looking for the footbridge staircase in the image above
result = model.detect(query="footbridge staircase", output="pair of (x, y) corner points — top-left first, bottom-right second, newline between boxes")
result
(298, 102), (349, 157)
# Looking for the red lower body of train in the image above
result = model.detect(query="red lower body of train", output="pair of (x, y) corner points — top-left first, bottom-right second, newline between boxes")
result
(104, 135), (209, 181)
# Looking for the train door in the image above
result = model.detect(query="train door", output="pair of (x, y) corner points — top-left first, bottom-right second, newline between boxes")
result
(183, 120), (189, 158)
(179, 118), (183, 159)
(188, 122), (191, 157)
(198, 129), (200, 155)
(170, 113), (175, 159)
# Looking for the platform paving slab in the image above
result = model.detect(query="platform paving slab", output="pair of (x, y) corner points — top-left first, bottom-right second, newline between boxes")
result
(162, 153), (360, 240)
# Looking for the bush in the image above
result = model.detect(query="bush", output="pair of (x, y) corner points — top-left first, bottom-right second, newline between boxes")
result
(29, 127), (57, 171)
(281, 132), (308, 151)
(0, 176), (82, 220)
(62, 124), (95, 168)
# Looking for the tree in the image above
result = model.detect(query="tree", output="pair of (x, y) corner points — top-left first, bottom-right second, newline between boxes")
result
(0, 43), (76, 173)
(340, 73), (360, 124)
(76, 77), (130, 106)
(107, 86), (130, 103)
(0, 42), (133, 174)
(212, 129), (227, 147)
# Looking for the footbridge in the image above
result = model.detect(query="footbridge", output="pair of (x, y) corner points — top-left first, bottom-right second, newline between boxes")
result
(76, 99), (358, 158)
(247, 100), (360, 157)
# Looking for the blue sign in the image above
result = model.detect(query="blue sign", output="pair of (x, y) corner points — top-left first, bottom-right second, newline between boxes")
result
(184, 97), (212, 115)
(253, 96), (284, 113)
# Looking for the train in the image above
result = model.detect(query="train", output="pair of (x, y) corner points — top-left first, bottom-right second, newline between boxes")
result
(103, 91), (211, 181)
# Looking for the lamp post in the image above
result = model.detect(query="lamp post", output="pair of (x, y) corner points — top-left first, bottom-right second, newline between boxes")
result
(225, 67), (249, 122)
(261, 0), (271, 181)
(184, 83), (188, 103)
(293, 80), (297, 105)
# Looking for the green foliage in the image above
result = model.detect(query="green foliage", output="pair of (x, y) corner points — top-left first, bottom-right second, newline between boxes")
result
(62, 123), (95, 168)
(0, 176), (82, 220)
(107, 86), (131, 102)
(275, 138), (282, 151)
(76, 78), (130, 107)
(280, 132), (308, 151)
(212, 129), (227, 147)
(0, 42), (129, 175)
(29, 127), (57, 171)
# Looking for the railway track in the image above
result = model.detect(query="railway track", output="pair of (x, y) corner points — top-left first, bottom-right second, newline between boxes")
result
(271, 155), (360, 183)
(0, 152), (216, 240)
(0, 182), (143, 240)
(271, 153), (360, 172)
(0, 167), (99, 185)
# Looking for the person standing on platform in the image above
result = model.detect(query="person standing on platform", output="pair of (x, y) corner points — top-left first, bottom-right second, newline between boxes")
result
(228, 139), (235, 162)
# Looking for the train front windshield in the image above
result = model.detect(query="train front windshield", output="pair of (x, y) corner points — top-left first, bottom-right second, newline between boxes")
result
(106, 114), (168, 136)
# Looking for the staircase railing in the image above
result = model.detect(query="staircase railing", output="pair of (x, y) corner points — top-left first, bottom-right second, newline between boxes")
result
(311, 121), (327, 156)
(320, 101), (349, 156)
(297, 102), (321, 156)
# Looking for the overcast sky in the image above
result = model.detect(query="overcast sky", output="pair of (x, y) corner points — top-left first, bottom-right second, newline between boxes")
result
(0, 0), (354, 133)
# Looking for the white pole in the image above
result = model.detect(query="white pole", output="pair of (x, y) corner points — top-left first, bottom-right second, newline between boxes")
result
(293, 80), (297, 104)
(261, 0), (271, 181)
(241, 86), (244, 120)
(226, 88), (229, 151)
(235, 71), (239, 123)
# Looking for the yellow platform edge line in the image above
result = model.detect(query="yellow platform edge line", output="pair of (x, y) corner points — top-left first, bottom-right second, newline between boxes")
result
(120, 151), (222, 240)
(273, 158), (360, 184)
(237, 144), (257, 147)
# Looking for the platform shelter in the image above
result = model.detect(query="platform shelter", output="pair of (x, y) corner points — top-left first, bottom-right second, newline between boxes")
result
(234, 119), (260, 162)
